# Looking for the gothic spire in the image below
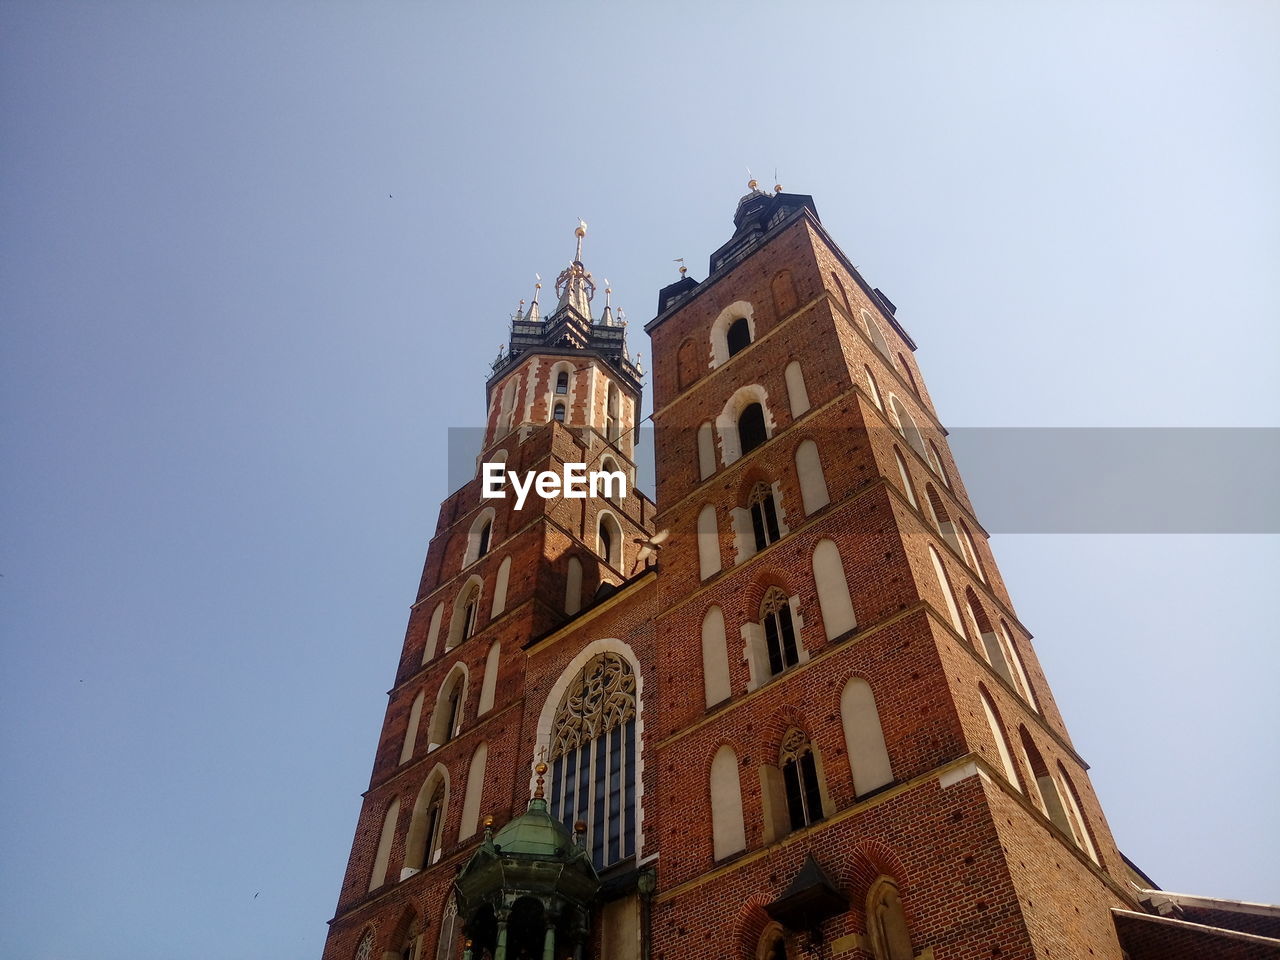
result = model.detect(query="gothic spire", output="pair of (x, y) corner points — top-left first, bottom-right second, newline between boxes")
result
(553, 219), (596, 319)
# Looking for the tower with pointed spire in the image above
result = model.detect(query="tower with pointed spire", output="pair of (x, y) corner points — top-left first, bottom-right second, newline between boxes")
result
(319, 190), (1271, 960)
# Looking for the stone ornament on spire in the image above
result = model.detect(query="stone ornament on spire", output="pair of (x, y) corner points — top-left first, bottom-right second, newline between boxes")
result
(555, 219), (596, 318)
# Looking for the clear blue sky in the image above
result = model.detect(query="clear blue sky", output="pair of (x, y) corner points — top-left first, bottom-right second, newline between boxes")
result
(2, 3), (1277, 958)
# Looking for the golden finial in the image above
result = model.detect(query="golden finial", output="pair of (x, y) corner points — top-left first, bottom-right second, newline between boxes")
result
(574, 218), (587, 262)
(483, 814), (494, 828)
(534, 759), (548, 799)
(574, 820), (587, 835)
(774, 183), (783, 194)
(673, 257), (686, 277)
(747, 178), (758, 191)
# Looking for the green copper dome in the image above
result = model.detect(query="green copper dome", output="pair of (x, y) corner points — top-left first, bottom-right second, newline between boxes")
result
(490, 797), (576, 858)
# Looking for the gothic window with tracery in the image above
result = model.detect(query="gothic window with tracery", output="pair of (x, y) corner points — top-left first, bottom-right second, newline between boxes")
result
(547, 652), (638, 870)
(748, 482), (781, 551)
(761, 588), (799, 677)
(354, 930), (374, 960)
(780, 727), (824, 831)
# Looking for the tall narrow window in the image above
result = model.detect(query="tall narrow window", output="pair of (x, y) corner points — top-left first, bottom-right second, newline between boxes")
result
(1019, 727), (1072, 837)
(555, 370), (569, 395)
(812, 539), (856, 640)
(898, 354), (919, 395)
(459, 588), (479, 643)
(795, 439), (829, 515)
(1056, 763), (1100, 863)
(435, 898), (459, 960)
(861, 309), (892, 359)
(927, 546), (966, 639)
(841, 678), (893, 796)
(865, 365), (884, 411)
(458, 742), (488, 840)
(369, 798), (400, 891)
(606, 383), (621, 441)
(762, 588), (800, 677)
(784, 360), (810, 417)
(700, 605), (731, 707)
(710, 745), (746, 860)
(405, 770), (449, 873)
(547, 652), (638, 870)
(1000, 620), (1038, 711)
(894, 448), (918, 509)
(697, 504), (721, 580)
(738, 402), (767, 456)
(748, 482), (781, 551)
(553, 402), (566, 423)
(780, 728), (824, 830)
(476, 519), (491, 559)
(726, 316), (751, 356)
(355, 930), (375, 960)
(928, 440), (950, 486)
(866, 877), (914, 960)
(400, 690), (425, 764)
(419, 781), (445, 866)
(430, 667), (467, 750)
(978, 687), (1019, 788)
(598, 512), (622, 568)
(889, 395), (927, 459)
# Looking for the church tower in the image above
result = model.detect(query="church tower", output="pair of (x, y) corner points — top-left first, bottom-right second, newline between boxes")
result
(321, 189), (1150, 960)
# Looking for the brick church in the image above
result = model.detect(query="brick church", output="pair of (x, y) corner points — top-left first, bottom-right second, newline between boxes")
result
(320, 185), (1280, 959)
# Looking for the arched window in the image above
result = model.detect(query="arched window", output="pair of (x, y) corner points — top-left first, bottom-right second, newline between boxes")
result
(400, 690), (425, 764)
(864, 365), (884, 411)
(422, 602), (444, 664)
(710, 301), (755, 367)
(928, 440), (950, 487)
(599, 456), (624, 504)
(478, 641), (500, 715)
(964, 588), (1008, 677)
(784, 360), (810, 417)
(958, 521), (986, 581)
(555, 370), (569, 395)
(697, 504), (721, 580)
(897, 354), (919, 395)
(697, 421), (716, 479)
(738, 402), (767, 456)
(354, 929), (375, 960)
(780, 727), (824, 830)
(429, 666), (467, 750)
(812, 539), (856, 640)
(458, 742), (488, 841)
(794, 439), (829, 515)
(978, 686), (1019, 788)
(464, 509), (496, 567)
(757, 924), (788, 960)
(841, 678), (892, 796)
(866, 877), (914, 960)
(449, 579), (482, 648)
(552, 401), (566, 423)
(405, 770), (448, 871)
(434, 898), (459, 960)
(726, 316), (752, 356)
(977, 686), (1018, 793)
(925, 483), (963, 556)
(564, 556), (583, 615)
(606, 383), (621, 442)
(1019, 727), (1073, 837)
(710, 744), (745, 860)
(999, 619), (1038, 710)
(894, 447), (918, 510)
(748, 482), (781, 551)
(861, 308), (892, 359)
(927, 545), (966, 639)
(762, 587), (800, 677)
(368, 797), (400, 891)
(889, 395), (927, 459)
(490, 556), (511, 617)
(701, 605), (731, 707)
(398, 918), (421, 960)
(1056, 762), (1100, 863)
(497, 379), (517, 437)
(597, 511), (623, 568)
(547, 652), (638, 869)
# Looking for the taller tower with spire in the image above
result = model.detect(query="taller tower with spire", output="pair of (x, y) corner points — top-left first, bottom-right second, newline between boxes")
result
(320, 189), (1262, 960)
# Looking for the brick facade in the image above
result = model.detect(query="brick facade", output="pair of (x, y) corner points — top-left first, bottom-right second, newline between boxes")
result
(318, 190), (1215, 960)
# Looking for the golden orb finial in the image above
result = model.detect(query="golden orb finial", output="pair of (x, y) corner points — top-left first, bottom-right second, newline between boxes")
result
(747, 177), (759, 191)
(774, 183), (783, 194)
(483, 814), (494, 828)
